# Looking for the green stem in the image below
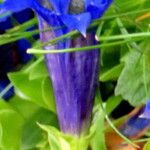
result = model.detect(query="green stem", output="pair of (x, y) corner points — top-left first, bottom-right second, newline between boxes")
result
(96, 87), (140, 148)
(27, 37), (146, 54)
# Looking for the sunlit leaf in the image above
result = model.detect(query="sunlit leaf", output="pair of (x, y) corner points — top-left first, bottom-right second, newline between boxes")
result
(0, 100), (24, 150)
(8, 72), (48, 109)
(42, 77), (56, 113)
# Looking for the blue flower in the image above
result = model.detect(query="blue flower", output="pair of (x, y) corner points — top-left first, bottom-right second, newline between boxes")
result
(139, 100), (150, 119)
(0, 0), (112, 135)
(0, 0), (112, 35)
(37, 0), (112, 135)
(119, 106), (150, 138)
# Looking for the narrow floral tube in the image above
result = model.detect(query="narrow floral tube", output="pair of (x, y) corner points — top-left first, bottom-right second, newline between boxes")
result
(38, 6), (99, 136)
(0, 0), (112, 135)
(47, 38), (99, 135)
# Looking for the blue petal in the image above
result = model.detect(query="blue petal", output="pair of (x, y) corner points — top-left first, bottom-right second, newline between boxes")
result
(0, 0), (54, 24)
(85, 0), (112, 7)
(0, 0), (32, 21)
(48, 0), (61, 14)
(140, 100), (150, 119)
(119, 107), (150, 138)
(32, 1), (54, 24)
(61, 13), (91, 36)
(85, 0), (113, 20)
(59, 0), (70, 14)
(48, 0), (70, 14)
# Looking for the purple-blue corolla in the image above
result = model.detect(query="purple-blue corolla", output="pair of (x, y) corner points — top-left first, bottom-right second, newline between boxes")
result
(0, 0), (112, 135)
(119, 106), (150, 138)
(140, 100), (150, 119)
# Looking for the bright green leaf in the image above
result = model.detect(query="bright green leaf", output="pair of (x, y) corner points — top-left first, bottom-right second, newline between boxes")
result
(38, 124), (90, 150)
(8, 72), (49, 109)
(21, 109), (57, 150)
(143, 141), (150, 150)
(29, 60), (48, 80)
(42, 77), (56, 113)
(0, 100), (24, 150)
(9, 96), (39, 119)
(100, 64), (124, 82)
(90, 106), (107, 150)
(105, 95), (122, 115)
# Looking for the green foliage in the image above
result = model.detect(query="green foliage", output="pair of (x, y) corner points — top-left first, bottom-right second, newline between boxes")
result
(115, 41), (150, 106)
(0, 0), (150, 149)
(9, 72), (46, 107)
(8, 70), (55, 112)
(38, 124), (89, 150)
(144, 141), (150, 150)
(0, 97), (58, 150)
(29, 59), (48, 80)
(90, 106), (107, 150)
(21, 108), (57, 150)
(0, 100), (24, 150)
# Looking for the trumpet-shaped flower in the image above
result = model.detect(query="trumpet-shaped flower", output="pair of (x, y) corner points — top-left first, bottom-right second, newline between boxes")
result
(0, 0), (112, 135)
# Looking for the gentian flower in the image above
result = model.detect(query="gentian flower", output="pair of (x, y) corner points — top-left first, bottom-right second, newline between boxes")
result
(140, 100), (150, 119)
(119, 106), (150, 138)
(0, 0), (112, 135)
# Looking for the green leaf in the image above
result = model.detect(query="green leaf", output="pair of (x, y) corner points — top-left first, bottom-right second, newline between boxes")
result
(8, 72), (49, 109)
(105, 95), (122, 115)
(38, 124), (90, 150)
(42, 77), (56, 113)
(0, 100), (24, 150)
(9, 96), (40, 119)
(29, 60), (48, 80)
(115, 44), (150, 106)
(115, 0), (148, 11)
(21, 109), (57, 150)
(0, 123), (2, 145)
(38, 124), (63, 150)
(8, 96), (58, 150)
(100, 64), (124, 82)
(143, 141), (150, 150)
(47, 133), (62, 150)
(90, 106), (107, 150)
